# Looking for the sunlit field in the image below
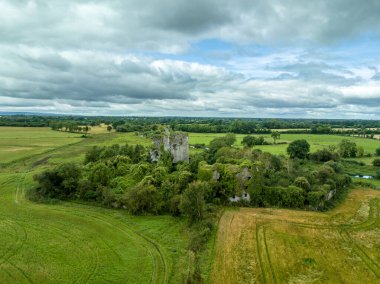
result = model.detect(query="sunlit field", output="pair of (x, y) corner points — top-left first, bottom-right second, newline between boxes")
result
(212, 189), (380, 283)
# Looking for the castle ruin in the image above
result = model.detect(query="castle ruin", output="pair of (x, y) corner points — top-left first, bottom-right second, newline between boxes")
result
(150, 128), (189, 163)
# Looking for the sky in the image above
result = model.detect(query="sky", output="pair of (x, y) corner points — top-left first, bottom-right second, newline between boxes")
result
(1, 0), (380, 118)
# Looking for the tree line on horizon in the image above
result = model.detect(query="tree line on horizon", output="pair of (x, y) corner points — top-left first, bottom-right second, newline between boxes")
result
(1, 115), (380, 136)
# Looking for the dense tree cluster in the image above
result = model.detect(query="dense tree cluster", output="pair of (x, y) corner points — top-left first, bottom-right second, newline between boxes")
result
(241, 135), (271, 147)
(31, 133), (354, 215)
(50, 122), (91, 135)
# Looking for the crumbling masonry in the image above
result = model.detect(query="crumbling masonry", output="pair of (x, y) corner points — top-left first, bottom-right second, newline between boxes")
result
(150, 128), (189, 163)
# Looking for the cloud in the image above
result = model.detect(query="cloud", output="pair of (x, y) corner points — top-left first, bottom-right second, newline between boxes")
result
(2, 0), (380, 50)
(0, 0), (380, 118)
(340, 82), (380, 106)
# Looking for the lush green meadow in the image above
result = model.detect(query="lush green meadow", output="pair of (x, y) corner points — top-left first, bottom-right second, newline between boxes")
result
(0, 127), (84, 164)
(0, 128), (205, 283)
(188, 132), (380, 155)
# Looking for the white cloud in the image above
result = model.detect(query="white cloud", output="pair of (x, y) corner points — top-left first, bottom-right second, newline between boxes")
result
(0, 0), (380, 117)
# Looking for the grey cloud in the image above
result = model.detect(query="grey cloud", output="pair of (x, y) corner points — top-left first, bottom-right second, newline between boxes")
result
(2, 0), (380, 52)
(271, 62), (359, 85)
(20, 53), (72, 71)
(148, 0), (233, 34)
(342, 96), (380, 106)
(0, 1), (380, 118)
(0, 47), (218, 104)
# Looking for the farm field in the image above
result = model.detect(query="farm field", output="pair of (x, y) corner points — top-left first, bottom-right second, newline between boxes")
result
(0, 128), (200, 283)
(0, 127), (83, 164)
(212, 189), (380, 284)
(188, 133), (380, 155)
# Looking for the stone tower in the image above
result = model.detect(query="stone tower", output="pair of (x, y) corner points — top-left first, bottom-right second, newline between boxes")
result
(150, 128), (189, 163)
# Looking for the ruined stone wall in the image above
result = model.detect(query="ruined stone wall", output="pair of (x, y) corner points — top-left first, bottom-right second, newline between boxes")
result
(150, 128), (189, 163)
(170, 132), (189, 163)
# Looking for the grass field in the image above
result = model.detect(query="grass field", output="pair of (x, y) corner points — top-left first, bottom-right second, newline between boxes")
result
(212, 188), (380, 283)
(0, 128), (200, 283)
(0, 127), (84, 164)
(188, 133), (380, 155)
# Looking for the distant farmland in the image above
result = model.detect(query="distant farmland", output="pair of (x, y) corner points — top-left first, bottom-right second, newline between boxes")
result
(188, 132), (380, 155)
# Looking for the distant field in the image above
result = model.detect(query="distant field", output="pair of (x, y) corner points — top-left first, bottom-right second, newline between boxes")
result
(0, 127), (83, 164)
(188, 133), (380, 155)
(212, 189), (380, 283)
(0, 127), (153, 165)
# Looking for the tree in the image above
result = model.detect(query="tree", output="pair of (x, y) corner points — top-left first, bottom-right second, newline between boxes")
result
(287, 139), (310, 159)
(310, 149), (339, 162)
(84, 146), (104, 164)
(307, 190), (325, 208)
(224, 133), (236, 146)
(338, 139), (357, 158)
(375, 147), (380, 156)
(241, 135), (268, 147)
(357, 146), (364, 157)
(89, 162), (113, 186)
(316, 166), (335, 183)
(83, 125), (90, 137)
(271, 131), (280, 144)
(209, 134), (236, 162)
(107, 125), (113, 132)
(373, 158), (380, 167)
(180, 181), (210, 222)
(241, 135), (255, 147)
(126, 184), (162, 215)
(294, 177), (310, 191)
(33, 163), (82, 199)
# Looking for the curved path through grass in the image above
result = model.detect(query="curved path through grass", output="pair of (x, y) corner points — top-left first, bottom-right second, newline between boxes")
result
(0, 129), (188, 283)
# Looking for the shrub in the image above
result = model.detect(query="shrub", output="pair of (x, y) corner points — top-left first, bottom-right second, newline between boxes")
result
(373, 158), (380, 167)
(310, 149), (339, 162)
(294, 177), (310, 191)
(84, 146), (104, 164)
(376, 170), (380, 180)
(357, 146), (364, 157)
(316, 166), (335, 183)
(307, 190), (325, 208)
(324, 161), (344, 173)
(241, 135), (269, 147)
(89, 162), (113, 186)
(33, 163), (82, 199)
(168, 195), (181, 216)
(126, 184), (163, 215)
(338, 139), (357, 158)
(180, 181), (210, 223)
(263, 186), (305, 208)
